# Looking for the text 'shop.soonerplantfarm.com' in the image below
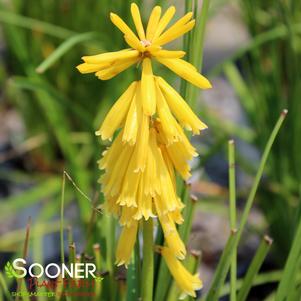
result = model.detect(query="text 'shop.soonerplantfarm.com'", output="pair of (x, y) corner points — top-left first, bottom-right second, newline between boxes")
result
(77, 3), (211, 299)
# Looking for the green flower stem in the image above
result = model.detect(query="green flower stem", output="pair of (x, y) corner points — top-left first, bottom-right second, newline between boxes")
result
(228, 140), (237, 301)
(142, 219), (154, 301)
(179, 193), (197, 242)
(238, 236), (273, 301)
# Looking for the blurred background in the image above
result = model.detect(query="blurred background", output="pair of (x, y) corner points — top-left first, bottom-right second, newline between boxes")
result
(0, 0), (300, 300)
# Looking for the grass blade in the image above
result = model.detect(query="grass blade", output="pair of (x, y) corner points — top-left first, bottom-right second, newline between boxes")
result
(36, 32), (101, 73)
(237, 236), (273, 301)
(275, 214), (301, 301)
(207, 110), (287, 300)
(228, 140), (237, 301)
(0, 9), (75, 39)
(236, 110), (288, 244)
(0, 177), (61, 219)
(205, 229), (238, 301)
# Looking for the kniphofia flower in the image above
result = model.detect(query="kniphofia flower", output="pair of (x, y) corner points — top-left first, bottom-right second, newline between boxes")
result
(78, 3), (212, 298)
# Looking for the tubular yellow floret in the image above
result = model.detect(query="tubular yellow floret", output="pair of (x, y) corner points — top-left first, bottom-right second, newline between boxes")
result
(146, 6), (162, 41)
(141, 58), (156, 116)
(110, 12), (141, 48)
(96, 81), (137, 140)
(156, 76), (207, 133)
(152, 50), (186, 59)
(153, 12), (193, 45)
(155, 82), (181, 144)
(76, 62), (111, 74)
(154, 19), (195, 46)
(115, 222), (138, 267)
(161, 247), (203, 298)
(82, 49), (138, 64)
(131, 3), (146, 40)
(123, 91), (139, 145)
(156, 57), (212, 89)
(95, 57), (140, 80)
(153, 6), (176, 40)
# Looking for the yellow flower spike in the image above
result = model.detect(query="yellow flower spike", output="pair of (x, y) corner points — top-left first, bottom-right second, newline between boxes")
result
(161, 247), (203, 298)
(78, 8), (211, 287)
(110, 12), (142, 50)
(96, 81), (137, 140)
(141, 58), (156, 116)
(131, 3), (146, 40)
(156, 76), (207, 133)
(153, 12), (194, 45)
(153, 6), (176, 40)
(152, 49), (186, 59)
(156, 57), (212, 89)
(146, 6), (162, 41)
(159, 214), (186, 259)
(115, 222), (138, 267)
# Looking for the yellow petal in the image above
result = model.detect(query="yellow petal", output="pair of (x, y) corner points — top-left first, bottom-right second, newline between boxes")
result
(143, 133), (159, 197)
(141, 58), (156, 116)
(131, 3), (145, 40)
(155, 81), (181, 144)
(96, 81), (137, 140)
(146, 6), (162, 41)
(161, 247), (203, 297)
(156, 58), (212, 89)
(153, 6), (176, 40)
(123, 89), (139, 145)
(102, 142), (134, 197)
(115, 222), (138, 267)
(159, 214), (186, 259)
(96, 56), (139, 80)
(124, 35), (145, 52)
(119, 206), (137, 226)
(132, 114), (150, 172)
(110, 12), (141, 49)
(153, 12), (193, 45)
(76, 62), (111, 74)
(98, 131), (123, 170)
(117, 155), (141, 207)
(82, 49), (138, 64)
(152, 49), (186, 59)
(154, 19), (195, 46)
(156, 76), (207, 133)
